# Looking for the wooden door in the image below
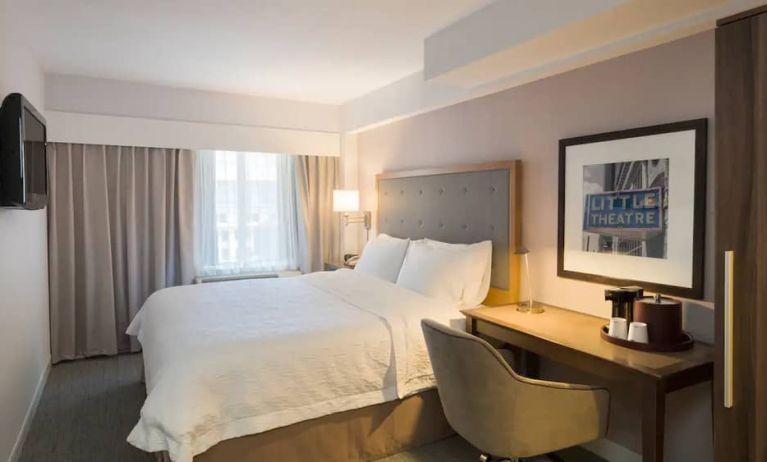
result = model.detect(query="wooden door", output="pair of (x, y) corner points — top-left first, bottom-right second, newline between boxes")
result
(714, 6), (767, 461)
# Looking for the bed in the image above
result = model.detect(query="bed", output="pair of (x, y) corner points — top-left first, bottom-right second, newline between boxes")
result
(127, 161), (522, 462)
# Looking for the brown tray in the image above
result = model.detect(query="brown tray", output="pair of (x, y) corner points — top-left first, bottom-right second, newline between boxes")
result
(600, 325), (694, 352)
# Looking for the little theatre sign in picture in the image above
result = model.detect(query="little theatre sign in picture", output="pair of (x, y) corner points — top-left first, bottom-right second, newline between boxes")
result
(583, 187), (663, 239)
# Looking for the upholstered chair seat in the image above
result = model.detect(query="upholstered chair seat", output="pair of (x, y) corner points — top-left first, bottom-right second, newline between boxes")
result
(421, 319), (610, 461)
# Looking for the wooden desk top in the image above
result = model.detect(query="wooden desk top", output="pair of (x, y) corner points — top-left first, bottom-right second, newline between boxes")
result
(462, 304), (714, 382)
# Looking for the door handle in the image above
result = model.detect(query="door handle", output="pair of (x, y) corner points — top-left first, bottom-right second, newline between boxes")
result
(724, 250), (734, 408)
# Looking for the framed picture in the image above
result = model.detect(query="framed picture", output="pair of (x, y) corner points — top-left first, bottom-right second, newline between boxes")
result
(557, 119), (707, 299)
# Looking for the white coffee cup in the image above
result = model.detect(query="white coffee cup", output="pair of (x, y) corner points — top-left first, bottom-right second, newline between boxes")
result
(628, 322), (649, 344)
(608, 317), (628, 339)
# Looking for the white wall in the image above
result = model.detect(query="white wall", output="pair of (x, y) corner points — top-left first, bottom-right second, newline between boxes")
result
(45, 111), (341, 157)
(342, 0), (763, 133)
(46, 74), (340, 132)
(45, 74), (341, 156)
(0, 2), (51, 461)
(423, 0), (624, 80)
(339, 133), (364, 255)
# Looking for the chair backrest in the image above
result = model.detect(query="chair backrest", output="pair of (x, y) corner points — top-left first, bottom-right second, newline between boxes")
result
(421, 318), (528, 456)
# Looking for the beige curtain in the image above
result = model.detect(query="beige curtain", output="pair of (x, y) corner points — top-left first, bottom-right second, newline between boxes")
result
(47, 143), (194, 363)
(294, 155), (341, 273)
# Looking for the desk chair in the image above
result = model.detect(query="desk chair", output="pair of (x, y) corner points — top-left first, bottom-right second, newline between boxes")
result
(421, 319), (610, 461)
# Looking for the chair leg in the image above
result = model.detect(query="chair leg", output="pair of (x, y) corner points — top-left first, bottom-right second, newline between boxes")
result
(479, 455), (517, 462)
(544, 452), (565, 462)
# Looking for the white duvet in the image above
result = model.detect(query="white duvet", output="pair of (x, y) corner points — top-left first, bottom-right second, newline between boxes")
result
(126, 269), (456, 462)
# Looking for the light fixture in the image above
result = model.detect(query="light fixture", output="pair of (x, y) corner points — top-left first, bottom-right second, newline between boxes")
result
(514, 247), (543, 314)
(333, 189), (371, 241)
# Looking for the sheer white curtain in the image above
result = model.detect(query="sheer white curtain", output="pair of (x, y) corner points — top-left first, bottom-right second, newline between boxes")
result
(194, 150), (300, 276)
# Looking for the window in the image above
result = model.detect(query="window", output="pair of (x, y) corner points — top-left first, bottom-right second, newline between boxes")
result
(194, 150), (300, 276)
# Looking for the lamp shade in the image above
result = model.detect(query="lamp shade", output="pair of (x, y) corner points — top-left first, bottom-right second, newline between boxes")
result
(333, 189), (360, 212)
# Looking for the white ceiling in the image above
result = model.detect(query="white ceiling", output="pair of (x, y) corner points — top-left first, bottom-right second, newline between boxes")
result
(11, 0), (490, 104)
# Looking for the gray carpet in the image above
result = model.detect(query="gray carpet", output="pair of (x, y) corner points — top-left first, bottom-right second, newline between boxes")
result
(19, 354), (598, 462)
(20, 354), (150, 462)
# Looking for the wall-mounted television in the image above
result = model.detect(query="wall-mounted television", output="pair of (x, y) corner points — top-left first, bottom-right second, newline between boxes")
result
(0, 93), (47, 210)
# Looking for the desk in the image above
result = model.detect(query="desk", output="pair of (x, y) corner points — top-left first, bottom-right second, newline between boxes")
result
(462, 304), (714, 462)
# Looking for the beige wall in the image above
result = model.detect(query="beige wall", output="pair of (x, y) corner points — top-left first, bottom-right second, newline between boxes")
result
(0, 1), (51, 460)
(357, 31), (715, 461)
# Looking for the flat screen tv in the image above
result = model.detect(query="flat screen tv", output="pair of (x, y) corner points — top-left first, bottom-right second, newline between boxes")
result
(0, 93), (47, 209)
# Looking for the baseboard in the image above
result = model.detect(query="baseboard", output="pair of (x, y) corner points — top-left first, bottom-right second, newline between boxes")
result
(8, 362), (50, 462)
(582, 438), (641, 462)
(558, 445), (609, 462)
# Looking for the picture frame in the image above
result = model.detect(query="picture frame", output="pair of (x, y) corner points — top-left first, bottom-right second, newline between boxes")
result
(557, 119), (707, 299)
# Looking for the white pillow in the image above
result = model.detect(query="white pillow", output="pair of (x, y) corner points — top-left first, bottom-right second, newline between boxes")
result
(354, 234), (410, 282)
(424, 239), (492, 307)
(396, 240), (491, 307)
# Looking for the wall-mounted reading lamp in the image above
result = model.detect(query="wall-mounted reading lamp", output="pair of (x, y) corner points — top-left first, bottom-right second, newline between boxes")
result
(333, 189), (371, 242)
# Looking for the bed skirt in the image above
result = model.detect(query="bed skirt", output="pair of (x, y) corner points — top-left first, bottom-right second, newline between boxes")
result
(154, 389), (454, 462)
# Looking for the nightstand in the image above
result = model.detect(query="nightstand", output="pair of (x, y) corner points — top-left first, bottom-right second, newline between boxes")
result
(324, 261), (355, 271)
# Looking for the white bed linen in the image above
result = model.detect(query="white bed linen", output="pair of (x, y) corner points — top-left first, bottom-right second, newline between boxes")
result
(125, 269), (454, 462)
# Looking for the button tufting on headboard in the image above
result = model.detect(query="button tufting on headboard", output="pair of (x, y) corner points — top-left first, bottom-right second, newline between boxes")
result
(377, 166), (515, 291)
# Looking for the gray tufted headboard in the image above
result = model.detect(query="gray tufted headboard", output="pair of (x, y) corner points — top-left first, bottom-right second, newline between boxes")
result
(376, 161), (521, 305)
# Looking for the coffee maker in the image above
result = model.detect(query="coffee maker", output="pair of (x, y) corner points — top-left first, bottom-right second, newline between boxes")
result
(605, 286), (644, 323)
